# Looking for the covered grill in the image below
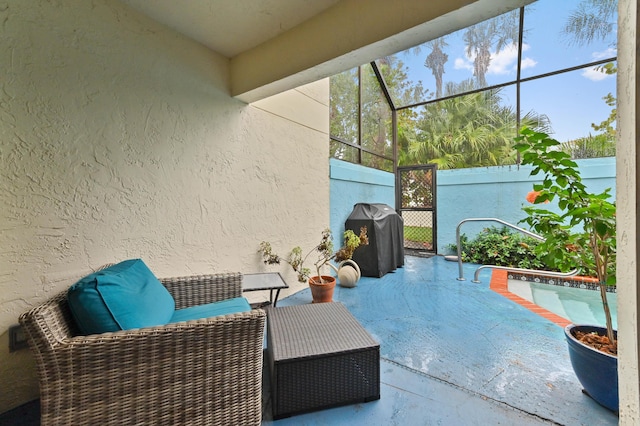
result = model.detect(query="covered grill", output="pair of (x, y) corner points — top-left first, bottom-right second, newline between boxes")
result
(345, 203), (404, 277)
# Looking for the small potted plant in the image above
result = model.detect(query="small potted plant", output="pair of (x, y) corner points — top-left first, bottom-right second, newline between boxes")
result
(515, 128), (617, 411)
(259, 227), (368, 303)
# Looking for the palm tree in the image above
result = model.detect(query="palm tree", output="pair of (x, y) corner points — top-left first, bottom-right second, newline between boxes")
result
(562, 0), (617, 47)
(401, 80), (552, 169)
(463, 10), (519, 87)
(562, 133), (616, 159)
(405, 82), (514, 169)
(423, 38), (449, 99)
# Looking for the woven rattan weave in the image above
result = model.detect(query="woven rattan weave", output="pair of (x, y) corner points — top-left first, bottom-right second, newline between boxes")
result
(19, 271), (266, 426)
(266, 302), (380, 419)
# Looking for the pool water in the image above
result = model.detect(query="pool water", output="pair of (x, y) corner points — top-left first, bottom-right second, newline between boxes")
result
(508, 279), (618, 328)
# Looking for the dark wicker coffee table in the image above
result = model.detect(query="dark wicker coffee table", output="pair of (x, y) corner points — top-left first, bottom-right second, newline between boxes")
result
(266, 302), (380, 419)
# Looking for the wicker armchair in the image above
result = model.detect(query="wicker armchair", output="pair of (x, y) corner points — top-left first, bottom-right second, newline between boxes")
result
(19, 271), (266, 426)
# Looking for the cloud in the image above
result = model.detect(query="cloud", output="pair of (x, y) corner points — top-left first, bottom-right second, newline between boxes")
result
(582, 66), (614, 81)
(453, 43), (537, 76)
(454, 57), (473, 71)
(582, 47), (616, 81)
(520, 57), (537, 70)
(592, 47), (617, 60)
(488, 44), (519, 75)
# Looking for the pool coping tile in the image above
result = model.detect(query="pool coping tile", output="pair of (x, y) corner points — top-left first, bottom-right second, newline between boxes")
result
(489, 269), (572, 328)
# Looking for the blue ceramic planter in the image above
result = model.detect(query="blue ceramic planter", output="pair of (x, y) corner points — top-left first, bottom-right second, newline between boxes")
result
(564, 324), (618, 412)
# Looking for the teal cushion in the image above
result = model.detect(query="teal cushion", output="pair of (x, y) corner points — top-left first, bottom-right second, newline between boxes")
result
(169, 297), (251, 324)
(67, 259), (175, 335)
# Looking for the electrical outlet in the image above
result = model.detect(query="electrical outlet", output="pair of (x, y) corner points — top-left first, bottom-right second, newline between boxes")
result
(9, 324), (28, 352)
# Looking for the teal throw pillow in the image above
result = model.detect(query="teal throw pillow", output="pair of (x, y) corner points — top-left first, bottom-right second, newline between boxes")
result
(67, 259), (175, 335)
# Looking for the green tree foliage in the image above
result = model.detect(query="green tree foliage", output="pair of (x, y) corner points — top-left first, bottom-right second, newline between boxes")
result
(516, 128), (616, 343)
(330, 67), (358, 160)
(562, 63), (618, 159)
(330, 61), (429, 170)
(562, 133), (616, 159)
(561, 0), (617, 158)
(400, 80), (550, 169)
(376, 56), (431, 107)
(361, 65), (393, 171)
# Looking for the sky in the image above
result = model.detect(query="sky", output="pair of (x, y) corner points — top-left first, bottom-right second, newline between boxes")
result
(391, 0), (617, 142)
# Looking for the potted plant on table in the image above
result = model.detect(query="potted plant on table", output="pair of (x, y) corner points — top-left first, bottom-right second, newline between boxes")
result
(259, 227), (368, 303)
(515, 128), (617, 411)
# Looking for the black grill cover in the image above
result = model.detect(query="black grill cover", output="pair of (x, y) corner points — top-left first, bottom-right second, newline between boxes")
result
(345, 203), (404, 277)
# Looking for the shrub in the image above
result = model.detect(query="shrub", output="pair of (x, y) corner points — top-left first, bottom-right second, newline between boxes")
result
(449, 226), (549, 270)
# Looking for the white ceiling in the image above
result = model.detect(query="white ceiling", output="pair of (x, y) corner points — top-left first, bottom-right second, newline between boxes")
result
(119, 0), (342, 58)
(117, 0), (535, 102)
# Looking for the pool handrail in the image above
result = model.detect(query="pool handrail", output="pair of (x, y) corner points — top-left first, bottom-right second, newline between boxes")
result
(455, 217), (578, 282)
(471, 264), (579, 283)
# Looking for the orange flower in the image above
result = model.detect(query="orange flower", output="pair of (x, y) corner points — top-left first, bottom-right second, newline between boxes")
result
(526, 190), (549, 204)
(526, 190), (540, 203)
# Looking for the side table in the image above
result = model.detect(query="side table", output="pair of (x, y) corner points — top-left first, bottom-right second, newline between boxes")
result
(242, 272), (289, 307)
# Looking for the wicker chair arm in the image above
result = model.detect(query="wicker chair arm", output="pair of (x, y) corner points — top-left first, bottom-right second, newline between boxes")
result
(59, 309), (264, 347)
(26, 309), (266, 425)
(160, 272), (243, 309)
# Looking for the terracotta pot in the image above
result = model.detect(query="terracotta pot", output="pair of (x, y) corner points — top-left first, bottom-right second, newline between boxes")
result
(308, 275), (336, 303)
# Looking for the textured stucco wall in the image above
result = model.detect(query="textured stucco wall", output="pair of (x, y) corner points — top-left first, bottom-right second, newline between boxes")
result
(0, 0), (329, 412)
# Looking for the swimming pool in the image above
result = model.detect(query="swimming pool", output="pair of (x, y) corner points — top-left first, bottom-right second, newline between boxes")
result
(507, 275), (617, 328)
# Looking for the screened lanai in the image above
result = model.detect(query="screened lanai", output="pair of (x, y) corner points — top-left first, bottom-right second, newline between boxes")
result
(328, 0), (617, 256)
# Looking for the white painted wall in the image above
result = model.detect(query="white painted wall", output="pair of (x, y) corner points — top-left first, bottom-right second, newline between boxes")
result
(0, 0), (329, 412)
(616, 0), (640, 423)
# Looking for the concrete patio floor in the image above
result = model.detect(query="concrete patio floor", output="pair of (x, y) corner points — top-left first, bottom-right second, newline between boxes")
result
(261, 255), (618, 425)
(1, 255), (618, 425)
